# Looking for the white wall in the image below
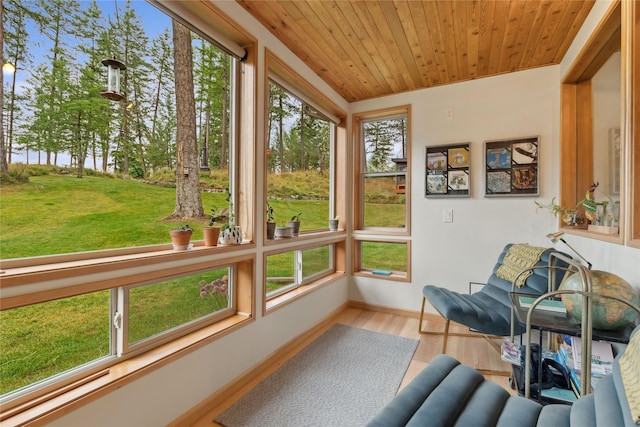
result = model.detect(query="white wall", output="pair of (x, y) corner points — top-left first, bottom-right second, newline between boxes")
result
(350, 0), (639, 314)
(350, 66), (567, 311)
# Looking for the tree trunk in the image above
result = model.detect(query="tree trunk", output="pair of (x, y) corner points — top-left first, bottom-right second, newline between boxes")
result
(171, 19), (203, 219)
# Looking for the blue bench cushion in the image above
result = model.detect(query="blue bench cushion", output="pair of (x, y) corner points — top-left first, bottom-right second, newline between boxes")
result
(367, 325), (640, 427)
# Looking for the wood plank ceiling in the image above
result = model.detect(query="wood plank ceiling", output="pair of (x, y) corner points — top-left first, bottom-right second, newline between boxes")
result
(237, 0), (595, 103)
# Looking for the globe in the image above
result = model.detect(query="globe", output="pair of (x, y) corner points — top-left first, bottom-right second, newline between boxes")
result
(560, 270), (640, 330)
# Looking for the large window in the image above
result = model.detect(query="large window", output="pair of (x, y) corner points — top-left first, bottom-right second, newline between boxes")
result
(0, 291), (112, 396)
(0, 0), (256, 418)
(123, 267), (233, 352)
(1, 0), (239, 260)
(358, 111), (409, 231)
(265, 244), (335, 310)
(0, 264), (242, 403)
(265, 49), (346, 240)
(352, 107), (410, 278)
(266, 80), (336, 235)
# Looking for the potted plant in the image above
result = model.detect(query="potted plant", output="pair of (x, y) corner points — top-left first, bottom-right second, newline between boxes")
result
(170, 224), (193, 250)
(219, 190), (243, 245)
(266, 202), (276, 240)
(329, 215), (340, 231)
(534, 182), (602, 227)
(534, 197), (580, 226)
(275, 222), (294, 238)
(203, 206), (226, 246)
(288, 212), (302, 237)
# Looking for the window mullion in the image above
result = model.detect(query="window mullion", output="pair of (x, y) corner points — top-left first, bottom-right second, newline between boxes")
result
(115, 287), (128, 357)
(294, 250), (303, 285)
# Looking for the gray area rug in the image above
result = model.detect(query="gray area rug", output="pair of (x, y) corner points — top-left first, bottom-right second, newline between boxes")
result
(216, 323), (418, 427)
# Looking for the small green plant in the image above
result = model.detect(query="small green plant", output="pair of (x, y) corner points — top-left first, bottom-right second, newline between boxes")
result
(290, 212), (302, 222)
(220, 188), (235, 232)
(534, 182), (609, 225)
(266, 202), (275, 223)
(173, 224), (193, 232)
(208, 206), (228, 227)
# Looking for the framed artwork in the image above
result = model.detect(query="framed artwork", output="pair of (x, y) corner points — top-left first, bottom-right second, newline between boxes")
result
(425, 143), (470, 197)
(484, 136), (539, 197)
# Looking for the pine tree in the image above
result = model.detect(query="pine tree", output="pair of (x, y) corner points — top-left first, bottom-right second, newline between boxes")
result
(33, 0), (81, 166)
(171, 19), (203, 218)
(2, 0), (34, 166)
(147, 28), (175, 172)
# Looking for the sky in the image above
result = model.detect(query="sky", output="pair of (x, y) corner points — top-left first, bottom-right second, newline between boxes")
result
(4, 0), (172, 167)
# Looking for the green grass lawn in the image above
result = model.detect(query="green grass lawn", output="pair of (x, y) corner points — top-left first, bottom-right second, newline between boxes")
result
(0, 168), (405, 396)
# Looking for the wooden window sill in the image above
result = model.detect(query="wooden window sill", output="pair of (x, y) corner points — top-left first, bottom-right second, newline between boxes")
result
(353, 270), (409, 282)
(265, 271), (346, 314)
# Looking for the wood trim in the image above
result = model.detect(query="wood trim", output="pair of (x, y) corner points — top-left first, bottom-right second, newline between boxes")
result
(347, 300), (423, 320)
(1, 250), (255, 310)
(560, 0), (625, 245)
(560, 84), (578, 211)
(576, 80), (594, 200)
(562, 0), (621, 84)
(627, 0), (640, 247)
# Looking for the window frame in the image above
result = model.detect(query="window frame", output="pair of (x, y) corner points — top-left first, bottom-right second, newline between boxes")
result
(265, 244), (334, 300)
(0, 248), (256, 414)
(263, 238), (347, 314)
(351, 236), (411, 282)
(264, 50), (347, 243)
(560, 0), (640, 248)
(353, 106), (411, 235)
(118, 265), (237, 357)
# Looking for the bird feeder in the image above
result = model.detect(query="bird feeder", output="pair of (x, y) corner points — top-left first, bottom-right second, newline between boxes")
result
(100, 57), (126, 102)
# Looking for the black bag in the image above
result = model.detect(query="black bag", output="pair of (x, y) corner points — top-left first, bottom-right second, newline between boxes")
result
(511, 343), (571, 399)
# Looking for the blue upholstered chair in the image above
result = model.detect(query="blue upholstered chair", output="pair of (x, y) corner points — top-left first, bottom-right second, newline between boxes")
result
(419, 243), (570, 372)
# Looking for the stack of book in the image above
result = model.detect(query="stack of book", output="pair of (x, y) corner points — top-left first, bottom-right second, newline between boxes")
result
(518, 296), (567, 314)
(553, 335), (614, 395)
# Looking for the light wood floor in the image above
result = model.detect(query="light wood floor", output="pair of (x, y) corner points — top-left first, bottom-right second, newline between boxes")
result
(188, 307), (516, 426)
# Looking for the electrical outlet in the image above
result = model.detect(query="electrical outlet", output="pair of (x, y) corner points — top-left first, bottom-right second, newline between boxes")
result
(443, 209), (453, 223)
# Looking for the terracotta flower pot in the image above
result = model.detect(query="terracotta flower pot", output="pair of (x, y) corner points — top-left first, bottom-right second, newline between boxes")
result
(203, 227), (221, 246)
(170, 229), (192, 250)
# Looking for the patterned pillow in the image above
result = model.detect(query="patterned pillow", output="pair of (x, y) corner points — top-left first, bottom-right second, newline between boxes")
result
(619, 327), (640, 424)
(496, 244), (548, 287)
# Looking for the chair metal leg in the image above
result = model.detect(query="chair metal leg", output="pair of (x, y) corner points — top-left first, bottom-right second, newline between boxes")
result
(418, 296), (427, 333)
(442, 319), (450, 353)
(418, 295), (510, 375)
